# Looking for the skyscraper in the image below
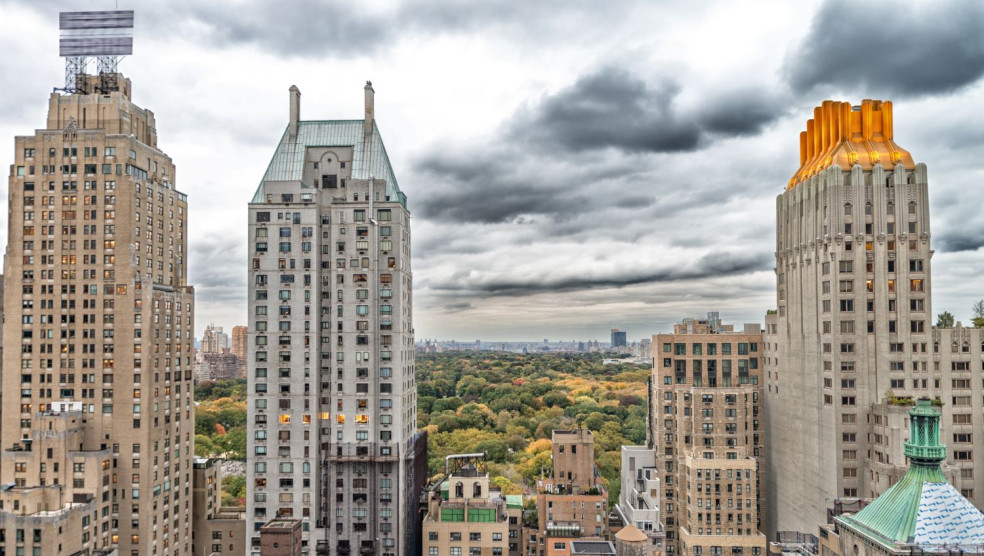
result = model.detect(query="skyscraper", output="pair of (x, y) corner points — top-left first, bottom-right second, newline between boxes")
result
(764, 100), (981, 535)
(611, 329), (627, 349)
(246, 83), (426, 556)
(2, 15), (196, 554)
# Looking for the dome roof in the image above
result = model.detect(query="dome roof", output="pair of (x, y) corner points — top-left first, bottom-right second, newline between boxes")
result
(615, 524), (648, 543)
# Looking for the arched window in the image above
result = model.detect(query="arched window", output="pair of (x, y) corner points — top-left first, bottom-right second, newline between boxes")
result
(473, 482), (482, 498)
(455, 482), (463, 498)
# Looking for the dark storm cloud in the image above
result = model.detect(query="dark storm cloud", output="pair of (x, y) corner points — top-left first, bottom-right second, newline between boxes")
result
(411, 153), (589, 223)
(414, 67), (784, 225)
(785, 0), (984, 96)
(519, 68), (785, 153)
(427, 249), (772, 296)
(936, 229), (984, 253)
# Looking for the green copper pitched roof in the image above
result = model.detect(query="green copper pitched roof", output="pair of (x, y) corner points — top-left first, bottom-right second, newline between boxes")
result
(251, 120), (404, 206)
(838, 462), (948, 549)
(836, 399), (984, 551)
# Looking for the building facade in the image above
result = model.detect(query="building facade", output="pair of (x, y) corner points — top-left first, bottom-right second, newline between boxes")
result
(0, 409), (114, 555)
(616, 446), (664, 556)
(764, 100), (982, 536)
(653, 316), (766, 556)
(232, 325), (248, 360)
(422, 464), (515, 556)
(4, 67), (195, 555)
(611, 330), (627, 349)
(192, 458), (247, 556)
(528, 430), (609, 556)
(246, 84), (425, 556)
(203, 324), (229, 354)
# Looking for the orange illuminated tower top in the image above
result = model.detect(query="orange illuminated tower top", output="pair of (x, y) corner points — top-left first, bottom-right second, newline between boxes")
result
(788, 99), (916, 189)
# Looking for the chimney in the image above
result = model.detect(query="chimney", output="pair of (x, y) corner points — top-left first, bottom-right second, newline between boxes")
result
(288, 85), (301, 140)
(364, 80), (374, 135)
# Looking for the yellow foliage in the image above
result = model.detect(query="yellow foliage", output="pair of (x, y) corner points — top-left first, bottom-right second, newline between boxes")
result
(525, 438), (552, 454)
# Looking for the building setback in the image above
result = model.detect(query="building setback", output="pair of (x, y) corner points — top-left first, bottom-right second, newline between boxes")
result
(764, 100), (984, 536)
(2, 68), (195, 555)
(246, 83), (426, 556)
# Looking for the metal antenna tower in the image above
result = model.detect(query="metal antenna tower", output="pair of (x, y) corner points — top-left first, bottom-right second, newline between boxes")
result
(58, 10), (134, 94)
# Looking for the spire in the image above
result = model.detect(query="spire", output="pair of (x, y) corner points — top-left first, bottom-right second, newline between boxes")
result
(904, 398), (947, 467)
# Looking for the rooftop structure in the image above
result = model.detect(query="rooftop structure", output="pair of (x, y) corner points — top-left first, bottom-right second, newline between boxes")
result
(788, 100), (915, 188)
(833, 399), (984, 554)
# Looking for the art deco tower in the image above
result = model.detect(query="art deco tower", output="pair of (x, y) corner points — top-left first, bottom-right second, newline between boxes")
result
(761, 100), (983, 536)
(2, 13), (195, 555)
(246, 84), (426, 556)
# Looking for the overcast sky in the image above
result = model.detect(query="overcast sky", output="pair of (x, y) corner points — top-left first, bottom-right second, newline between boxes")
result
(3, 0), (984, 342)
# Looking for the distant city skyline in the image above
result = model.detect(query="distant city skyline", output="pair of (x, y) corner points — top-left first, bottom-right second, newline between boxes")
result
(3, 1), (984, 340)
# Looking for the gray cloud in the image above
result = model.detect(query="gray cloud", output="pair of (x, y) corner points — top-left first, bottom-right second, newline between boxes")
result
(785, 0), (984, 96)
(518, 67), (785, 154)
(413, 66), (786, 227)
(188, 233), (245, 303)
(935, 229), (984, 253)
(425, 249), (772, 296)
(9, 0), (637, 58)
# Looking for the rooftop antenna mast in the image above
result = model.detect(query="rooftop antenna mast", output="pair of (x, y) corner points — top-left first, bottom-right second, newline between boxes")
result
(58, 10), (134, 94)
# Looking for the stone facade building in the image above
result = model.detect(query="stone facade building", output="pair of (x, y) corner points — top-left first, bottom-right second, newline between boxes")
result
(4, 67), (195, 555)
(0, 409), (114, 555)
(528, 430), (609, 556)
(652, 316), (766, 556)
(764, 100), (984, 536)
(421, 462), (518, 556)
(246, 83), (426, 556)
(192, 458), (246, 556)
(232, 325), (248, 360)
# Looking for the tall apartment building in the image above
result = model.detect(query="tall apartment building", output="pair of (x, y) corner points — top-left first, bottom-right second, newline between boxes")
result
(652, 316), (766, 556)
(764, 100), (984, 535)
(3, 64), (196, 556)
(528, 429), (609, 556)
(247, 84), (426, 556)
(233, 325), (249, 360)
(611, 330), (627, 349)
(202, 323), (229, 354)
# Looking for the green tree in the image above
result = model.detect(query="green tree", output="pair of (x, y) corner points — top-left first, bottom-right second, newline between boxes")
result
(973, 300), (984, 328)
(195, 434), (216, 457)
(222, 474), (246, 504)
(937, 311), (955, 328)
